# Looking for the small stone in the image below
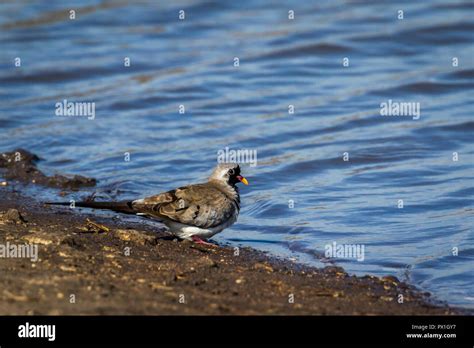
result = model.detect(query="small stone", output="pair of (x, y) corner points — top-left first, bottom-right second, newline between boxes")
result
(325, 266), (345, 274)
(1, 208), (27, 224)
(253, 262), (274, 273)
(58, 251), (70, 258)
(150, 282), (172, 291)
(114, 229), (158, 245)
(205, 259), (218, 268)
(59, 265), (76, 272)
(382, 275), (400, 286)
(381, 296), (394, 302)
(174, 274), (185, 281)
(333, 291), (344, 298)
(23, 234), (53, 245)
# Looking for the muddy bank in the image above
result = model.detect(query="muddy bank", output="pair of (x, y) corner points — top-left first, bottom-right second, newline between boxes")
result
(0, 191), (461, 315)
(0, 149), (95, 190)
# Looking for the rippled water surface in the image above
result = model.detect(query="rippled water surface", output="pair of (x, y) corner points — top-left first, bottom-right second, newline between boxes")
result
(0, 1), (473, 308)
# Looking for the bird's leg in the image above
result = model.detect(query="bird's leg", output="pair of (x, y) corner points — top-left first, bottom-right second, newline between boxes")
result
(191, 235), (217, 247)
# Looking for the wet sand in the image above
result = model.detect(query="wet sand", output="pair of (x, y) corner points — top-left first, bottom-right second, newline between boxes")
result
(0, 190), (461, 315)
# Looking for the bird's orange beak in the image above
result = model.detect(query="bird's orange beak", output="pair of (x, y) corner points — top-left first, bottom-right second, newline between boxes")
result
(236, 175), (249, 185)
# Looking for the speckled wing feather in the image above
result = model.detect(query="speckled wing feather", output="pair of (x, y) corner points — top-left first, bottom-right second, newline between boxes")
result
(131, 184), (238, 229)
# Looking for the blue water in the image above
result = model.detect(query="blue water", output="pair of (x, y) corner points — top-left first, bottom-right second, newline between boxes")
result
(0, 1), (473, 308)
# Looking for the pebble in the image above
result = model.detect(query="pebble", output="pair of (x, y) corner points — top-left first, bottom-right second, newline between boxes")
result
(1, 208), (27, 224)
(23, 234), (53, 245)
(114, 229), (158, 245)
(253, 262), (274, 273)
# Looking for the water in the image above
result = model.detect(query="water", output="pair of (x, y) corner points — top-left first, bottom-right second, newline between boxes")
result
(0, 0), (473, 308)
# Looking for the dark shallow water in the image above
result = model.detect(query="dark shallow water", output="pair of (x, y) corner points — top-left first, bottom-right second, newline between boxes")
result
(0, 1), (473, 308)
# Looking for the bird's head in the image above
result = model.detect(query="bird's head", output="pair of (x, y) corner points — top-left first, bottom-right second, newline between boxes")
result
(209, 163), (249, 187)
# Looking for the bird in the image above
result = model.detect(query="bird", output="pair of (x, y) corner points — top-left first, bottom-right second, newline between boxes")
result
(47, 163), (249, 245)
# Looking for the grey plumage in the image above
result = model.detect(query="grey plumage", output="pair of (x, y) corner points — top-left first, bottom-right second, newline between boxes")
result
(47, 163), (248, 242)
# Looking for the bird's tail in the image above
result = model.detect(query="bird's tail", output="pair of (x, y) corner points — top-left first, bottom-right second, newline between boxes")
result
(46, 200), (136, 214)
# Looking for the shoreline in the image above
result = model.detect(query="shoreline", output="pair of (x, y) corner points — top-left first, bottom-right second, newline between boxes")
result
(0, 189), (464, 315)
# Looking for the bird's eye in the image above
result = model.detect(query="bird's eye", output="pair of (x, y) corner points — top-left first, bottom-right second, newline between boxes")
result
(228, 169), (235, 176)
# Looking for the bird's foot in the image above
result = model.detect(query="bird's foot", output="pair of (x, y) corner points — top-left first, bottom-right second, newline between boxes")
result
(191, 235), (217, 247)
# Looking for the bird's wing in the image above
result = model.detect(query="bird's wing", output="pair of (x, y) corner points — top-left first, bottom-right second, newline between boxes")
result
(131, 184), (236, 228)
